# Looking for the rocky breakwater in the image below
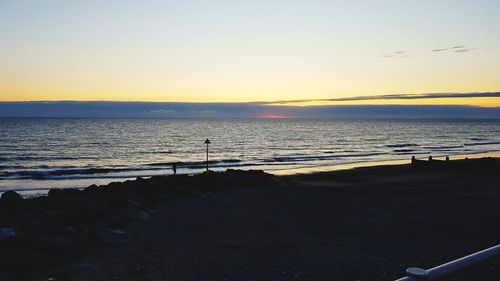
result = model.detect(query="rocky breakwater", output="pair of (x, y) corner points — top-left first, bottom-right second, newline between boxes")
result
(0, 169), (278, 278)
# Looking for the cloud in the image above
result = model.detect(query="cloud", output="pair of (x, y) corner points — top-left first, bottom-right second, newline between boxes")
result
(149, 109), (176, 114)
(0, 102), (499, 119)
(0, 92), (498, 119)
(431, 45), (474, 53)
(327, 92), (500, 102)
(453, 48), (472, 53)
(263, 92), (500, 105)
(384, 45), (476, 57)
(191, 110), (215, 114)
(380, 50), (411, 58)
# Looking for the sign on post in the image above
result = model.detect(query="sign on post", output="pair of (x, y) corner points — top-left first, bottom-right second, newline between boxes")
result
(204, 139), (211, 172)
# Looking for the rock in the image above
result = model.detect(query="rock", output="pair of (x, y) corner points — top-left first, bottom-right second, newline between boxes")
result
(44, 271), (73, 281)
(64, 226), (90, 245)
(0, 248), (49, 271)
(0, 227), (17, 240)
(221, 240), (244, 250)
(48, 188), (81, 198)
(224, 169), (279, 185)
(148, 209), (160, 215)
(34, 234), (86, 259)
(100, 215), (130, 228)
(0, 190), (23, 206)
(121, 206), (150, 222)
(0, 271), (11, 281)
(14, 214), (66, 237)
(127, 199), (145, 209)
(129, 266), (146, 275)
(136, 210), (150, 221)
(83, 184), (100, 194)
(96, 228), (130, 246)
(66, 198), (113, 224)
(0, 227), (24, 249)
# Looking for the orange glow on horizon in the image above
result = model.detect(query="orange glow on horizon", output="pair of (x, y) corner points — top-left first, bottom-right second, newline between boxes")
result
(258, 114), (288, 119)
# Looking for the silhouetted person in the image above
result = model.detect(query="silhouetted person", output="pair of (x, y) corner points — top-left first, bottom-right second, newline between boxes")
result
(411, 156), (416, 164)
(428, 156), (433, 161)
(446, 156), (450, 162)
(172, 163), (177, 175)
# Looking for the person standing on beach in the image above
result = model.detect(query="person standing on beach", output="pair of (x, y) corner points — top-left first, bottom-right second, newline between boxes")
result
(172, 163), (177, 175)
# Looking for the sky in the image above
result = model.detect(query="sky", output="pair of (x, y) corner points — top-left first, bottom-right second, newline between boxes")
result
(1, 0), (500, 108)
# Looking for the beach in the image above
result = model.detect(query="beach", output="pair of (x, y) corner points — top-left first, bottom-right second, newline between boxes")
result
(1, 157), (499, 281)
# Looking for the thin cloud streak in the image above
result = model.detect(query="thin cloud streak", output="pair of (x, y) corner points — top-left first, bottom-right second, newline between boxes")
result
(262, 92), (500, 105)
(380, 50), (411, 58)
(431, 48), (449, 52)
(381, 45), (476, 58)
(431, 45), (474, 53)
(453, 48), (472, 53)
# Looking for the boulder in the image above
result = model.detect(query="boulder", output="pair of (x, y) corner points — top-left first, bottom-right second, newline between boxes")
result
(34, 234), (86, 259)
(0, 190), (23, 207)
(64, 226), (90, 245)
(85, 184), (99, 191)
(129, 266), (146, 275)
(0, 248), (49, 272)
(83, 184), (103, 196)
(66, 198), (113, 224)
(121, 206), (150, 222)
(96, 228), (130, 246)
(0, 227), (17, 241)
(224, 169), (280, 185)
(48, 188), (81, 198)
(0, 227), (25, 249)
(14, 214), (66, 237)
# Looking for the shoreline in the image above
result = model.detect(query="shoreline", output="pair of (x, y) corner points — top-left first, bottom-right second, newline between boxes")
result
(4, 151), (500, 197)
(272, 150), (500, 175)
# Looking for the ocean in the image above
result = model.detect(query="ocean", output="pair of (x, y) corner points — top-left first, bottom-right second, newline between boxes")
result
(1, 118), (499, 194)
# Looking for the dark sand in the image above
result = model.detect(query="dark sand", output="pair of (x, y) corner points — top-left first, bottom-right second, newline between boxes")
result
(1, 158), (499, 281)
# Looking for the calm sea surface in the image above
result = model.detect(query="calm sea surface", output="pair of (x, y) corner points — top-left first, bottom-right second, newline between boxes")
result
(1, 118), (499, 193)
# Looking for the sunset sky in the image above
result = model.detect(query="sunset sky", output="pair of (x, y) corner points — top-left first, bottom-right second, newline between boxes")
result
(1, 1), (500, 107)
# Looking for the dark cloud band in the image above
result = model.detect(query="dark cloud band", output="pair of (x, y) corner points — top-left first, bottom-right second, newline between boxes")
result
(263, 92), (500, 105)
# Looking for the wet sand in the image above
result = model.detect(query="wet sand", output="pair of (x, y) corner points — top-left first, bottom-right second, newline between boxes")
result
(1, 158), (499, 281)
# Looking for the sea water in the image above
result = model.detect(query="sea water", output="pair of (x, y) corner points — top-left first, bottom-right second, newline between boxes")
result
(1, 118), (499, 193)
